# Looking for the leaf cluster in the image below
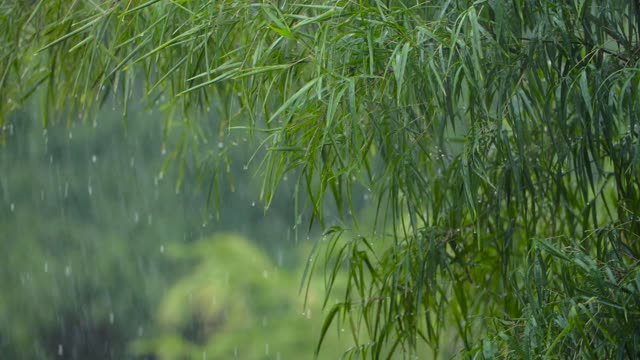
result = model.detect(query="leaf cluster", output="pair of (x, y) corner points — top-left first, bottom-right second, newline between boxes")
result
(2, 0), (640, 358)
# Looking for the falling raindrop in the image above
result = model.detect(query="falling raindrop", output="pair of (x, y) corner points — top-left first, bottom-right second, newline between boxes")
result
(160, 245), (165, 253)
(58, 344), (63, 356)
(44, 262), (48, 273)
(88, 185), (93, 196)
(109, 312), (114, 324)
(65, 265), (72, 277)
(218, 142), (224, 149)
(147, 214), (153, 225)
(9, 203), (14, 212)
(91, 154), (97, 163)
(137, 326), (144, 337)
(251, 201), (256, 207)
(134, 212), (140, 224)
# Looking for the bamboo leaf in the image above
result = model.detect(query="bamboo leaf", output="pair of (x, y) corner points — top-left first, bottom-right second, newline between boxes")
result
(315, 303), (342, 357)
(268, 77), (321, 124)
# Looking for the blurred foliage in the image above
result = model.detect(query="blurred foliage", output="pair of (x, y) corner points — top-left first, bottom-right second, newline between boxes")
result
(2, 0), (640, 359)
(132, 233), (353, 359)
(0, 107), (180, 359)
(0, 104), (320, 359)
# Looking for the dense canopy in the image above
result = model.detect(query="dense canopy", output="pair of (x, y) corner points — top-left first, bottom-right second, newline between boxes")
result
(2, 0), (640, 358)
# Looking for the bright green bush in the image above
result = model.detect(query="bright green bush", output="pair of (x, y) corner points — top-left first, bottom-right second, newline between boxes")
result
(132, 233), (353, 359)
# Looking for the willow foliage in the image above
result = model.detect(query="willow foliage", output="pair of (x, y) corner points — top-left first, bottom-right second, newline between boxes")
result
(2, 0), (640, 358)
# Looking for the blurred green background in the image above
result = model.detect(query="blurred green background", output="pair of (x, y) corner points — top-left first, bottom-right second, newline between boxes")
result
(0, 103), (360, 359)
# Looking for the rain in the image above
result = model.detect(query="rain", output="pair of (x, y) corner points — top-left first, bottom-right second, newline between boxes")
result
(0, 102), (361, 359)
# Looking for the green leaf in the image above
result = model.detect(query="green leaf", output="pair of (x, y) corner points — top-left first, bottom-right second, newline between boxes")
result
(315, 303), (342, 357)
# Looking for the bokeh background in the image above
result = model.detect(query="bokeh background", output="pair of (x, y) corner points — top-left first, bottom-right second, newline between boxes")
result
(0, 102), (367, 359)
